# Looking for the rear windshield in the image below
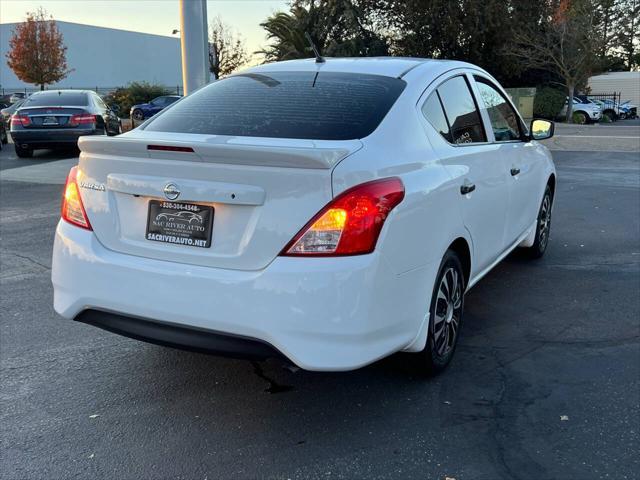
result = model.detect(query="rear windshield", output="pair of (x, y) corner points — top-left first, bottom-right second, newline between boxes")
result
(144, 72), (406, 140)
(23, 92), (89, 107)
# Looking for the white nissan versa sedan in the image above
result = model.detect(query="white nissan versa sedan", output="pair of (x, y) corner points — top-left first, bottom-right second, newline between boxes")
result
(51, 58), (556, 374)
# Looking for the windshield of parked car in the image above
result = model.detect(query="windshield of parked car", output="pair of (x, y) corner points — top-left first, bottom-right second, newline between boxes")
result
(144, 72), (406, 140)
(23, 92), (89, 107)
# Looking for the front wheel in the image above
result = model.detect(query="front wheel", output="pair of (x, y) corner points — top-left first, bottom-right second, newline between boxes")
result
(132, 110), (144, 121)
(15, 143), (33, 158)
(572, 111), (587, 124)
(415, 250), (465, 375)
(527, 185), (553, 258)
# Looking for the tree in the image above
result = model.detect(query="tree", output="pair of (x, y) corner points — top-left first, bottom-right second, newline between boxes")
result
(208, 16), (249, 78)
(258, 0), (388, 63)
(506, 0), (600, 122)
(6, 8), (71, 90)
(616, 0), (639, 69)
(591, 0), (638, 71)
(359, 0), (555, 86)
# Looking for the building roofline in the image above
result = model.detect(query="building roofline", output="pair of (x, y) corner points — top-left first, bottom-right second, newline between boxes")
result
(0, 20), (178, 40)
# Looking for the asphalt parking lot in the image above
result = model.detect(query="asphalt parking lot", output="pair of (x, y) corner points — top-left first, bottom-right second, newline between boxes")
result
(1, 125), (639, 479)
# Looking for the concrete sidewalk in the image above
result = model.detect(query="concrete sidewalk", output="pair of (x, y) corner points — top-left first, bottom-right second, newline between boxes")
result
(541, 122), (640, 152)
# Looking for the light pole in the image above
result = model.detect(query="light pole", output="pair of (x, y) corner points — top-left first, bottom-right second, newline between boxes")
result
(179, 0), (210, 95)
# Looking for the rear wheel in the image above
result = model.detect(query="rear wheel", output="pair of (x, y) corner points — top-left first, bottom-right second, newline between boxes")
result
(527, 185), (553, 259)
(415, 250), (465, 375)
(132, 110), (144, 121)
(15, 143), (33, 158)
(1, 129), (7, 144)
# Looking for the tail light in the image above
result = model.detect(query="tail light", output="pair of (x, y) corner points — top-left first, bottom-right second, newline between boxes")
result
(10, 114), (31, 127)
(281, 177), (405, 256)
(69, 114), (96, 127)
(61, 166), (92, 230)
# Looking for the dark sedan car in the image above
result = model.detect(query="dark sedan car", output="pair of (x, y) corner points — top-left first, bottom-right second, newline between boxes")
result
(0, 116), (8, 150)
(1, 99), (24, 128)
(130, 95), (181, 121)
(10, 90), (121, 158)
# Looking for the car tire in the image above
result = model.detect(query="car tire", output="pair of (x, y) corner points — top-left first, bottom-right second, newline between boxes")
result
(1, 130), (7, 144)
(603, 110), (617, 122)
(573, 111), (587, 124)
(527, 185), (553, 259)
(132, 110), (144, 121)
(415, 249), (465, 375)
(15, 143), (33, 158)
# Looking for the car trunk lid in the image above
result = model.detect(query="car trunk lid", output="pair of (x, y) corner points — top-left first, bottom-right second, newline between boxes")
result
(17, 106), (88, 128)
(76, 132), (362, 271)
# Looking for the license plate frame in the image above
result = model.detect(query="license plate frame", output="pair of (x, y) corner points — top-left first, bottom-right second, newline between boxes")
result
(42, 116), (59, 126)
(145, 200), (214, 248)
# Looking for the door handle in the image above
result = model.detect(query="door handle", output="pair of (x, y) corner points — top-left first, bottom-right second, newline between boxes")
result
(510, 167), (520, 176)
(460, 182), (476, 195)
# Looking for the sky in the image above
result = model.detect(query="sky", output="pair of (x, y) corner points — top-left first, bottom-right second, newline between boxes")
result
(0, 0), (289, 58)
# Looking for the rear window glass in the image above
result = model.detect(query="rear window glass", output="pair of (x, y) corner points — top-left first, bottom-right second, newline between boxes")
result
(23, 92), (88, 107)
(144, 72), (406, 140)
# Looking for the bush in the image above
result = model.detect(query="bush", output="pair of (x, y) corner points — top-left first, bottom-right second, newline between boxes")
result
(104, 82), (172, 118)
(533, 87), (566, 120)
(600, 113), (612, 123)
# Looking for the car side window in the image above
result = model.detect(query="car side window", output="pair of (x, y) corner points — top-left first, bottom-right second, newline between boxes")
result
(474, 77), (522, 142)
(436, 76), (487, 144)
(150, 98), (163, 106)
(421, 92), (452, 143)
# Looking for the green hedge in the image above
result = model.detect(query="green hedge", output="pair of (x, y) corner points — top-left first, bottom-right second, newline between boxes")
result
(104, 82), (172, 118)
(533, 87), (566, 120)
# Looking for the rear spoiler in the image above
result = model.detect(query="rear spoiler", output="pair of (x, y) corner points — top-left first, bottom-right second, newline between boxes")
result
(78, 135), (363, 170)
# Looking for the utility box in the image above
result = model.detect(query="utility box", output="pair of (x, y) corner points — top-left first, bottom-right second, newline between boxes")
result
(506, 88), (536, 120)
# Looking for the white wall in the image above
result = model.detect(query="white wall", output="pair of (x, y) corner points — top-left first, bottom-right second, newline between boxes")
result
(0, 21), (182, 90)
(588, 72), (640, 106)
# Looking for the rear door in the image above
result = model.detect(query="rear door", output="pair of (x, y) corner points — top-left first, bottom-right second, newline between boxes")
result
(471, 75), (542, 244)
(420, 74), (509, 273)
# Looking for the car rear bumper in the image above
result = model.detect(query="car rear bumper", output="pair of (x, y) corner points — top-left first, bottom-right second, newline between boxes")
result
(11, 128), (100, 147)
(75, 309), (284, 359)
(52, 220), (434, 371)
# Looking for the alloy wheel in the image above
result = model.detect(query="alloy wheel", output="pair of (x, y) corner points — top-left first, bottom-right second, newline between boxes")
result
(433, 267), (463, 357)
(539, 193), (551, 251)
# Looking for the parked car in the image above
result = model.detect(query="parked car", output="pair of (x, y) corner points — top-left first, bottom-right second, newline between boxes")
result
(52, 58), (556, 374)
(559, 97), (601, 123)
(10, 90), (121, 158)
(620, 100), (637, 119)
(1, 99), (24, 128)
(9, 92), (28, 104)
(0, 115), (8, 149)
(130, 95), (181, 121)
(588, 98), (623, 121)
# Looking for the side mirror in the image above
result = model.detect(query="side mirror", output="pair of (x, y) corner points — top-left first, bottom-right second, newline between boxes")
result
(529, 119), (554, 141)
